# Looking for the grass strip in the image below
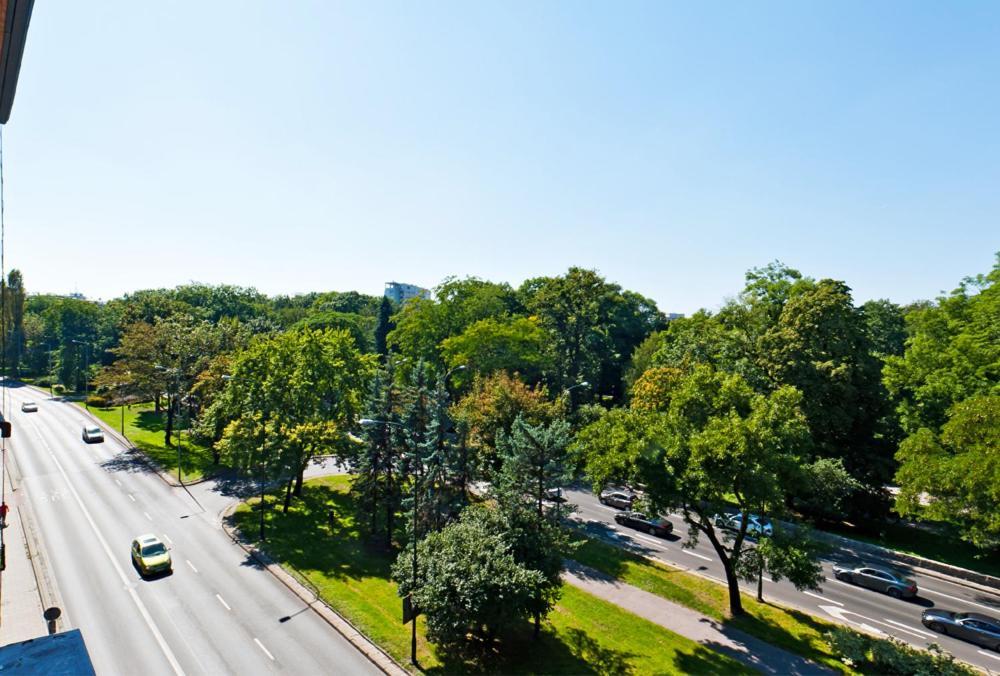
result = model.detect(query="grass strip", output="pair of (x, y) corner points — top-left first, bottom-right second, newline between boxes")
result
(78, 402), (217, 483)
(232, 475), (755, 674)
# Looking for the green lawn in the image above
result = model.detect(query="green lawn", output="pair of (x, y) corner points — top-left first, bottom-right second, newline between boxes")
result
(570, 535), (851, 674)
(232, 476), (754, 675)
(78, 402), (218, 482)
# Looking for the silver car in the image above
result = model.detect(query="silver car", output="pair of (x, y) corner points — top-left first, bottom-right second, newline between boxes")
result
(21, 401), (38, 412)
(82, 425), (104, 443)
(922, 610), (1000, 651)
(599, 489), (636, 510)
(832, 564), (917, 599)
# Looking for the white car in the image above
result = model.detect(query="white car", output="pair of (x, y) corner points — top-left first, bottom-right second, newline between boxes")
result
(21, 401), (38, 413)
(82, 425), (104, 443)
(713, 512), (773, 537)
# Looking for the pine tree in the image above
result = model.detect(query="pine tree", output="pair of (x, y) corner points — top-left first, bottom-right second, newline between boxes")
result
(374, 296), (395, 359)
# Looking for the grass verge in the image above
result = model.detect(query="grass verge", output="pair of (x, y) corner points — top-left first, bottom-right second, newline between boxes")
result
(232, 475), (755, 675)
(570, 534), (850, 673)
(77, 402), (217, 482)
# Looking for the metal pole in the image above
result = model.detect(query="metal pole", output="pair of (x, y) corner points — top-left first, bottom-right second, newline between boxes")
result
(260, 409), (267, 542)
(411, 468), (418, 665)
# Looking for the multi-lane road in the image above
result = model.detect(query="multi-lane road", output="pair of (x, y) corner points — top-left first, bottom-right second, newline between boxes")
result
(566, 487), (1000, 673)
(5, 383), (378, 675)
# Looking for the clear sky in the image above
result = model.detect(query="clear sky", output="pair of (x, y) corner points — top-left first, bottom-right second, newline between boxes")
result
(4, 1), (998, 313)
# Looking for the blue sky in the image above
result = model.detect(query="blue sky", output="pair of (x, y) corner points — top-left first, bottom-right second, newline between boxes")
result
(4, 1), (998, 313)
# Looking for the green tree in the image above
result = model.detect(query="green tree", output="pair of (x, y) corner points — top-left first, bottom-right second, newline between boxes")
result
(895, 395), (1000, 548)
(391, 505), (545, 657)
(440, 316), (552, 385)
(736, 528), (826, 602)
(792, 458), (862, 525)
(3, 270), (26, 376)
(574, 366), (810, 616)
(374, 296), (394, 358)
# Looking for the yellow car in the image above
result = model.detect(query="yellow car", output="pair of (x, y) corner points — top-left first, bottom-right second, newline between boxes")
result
(131, 534), (172, 577)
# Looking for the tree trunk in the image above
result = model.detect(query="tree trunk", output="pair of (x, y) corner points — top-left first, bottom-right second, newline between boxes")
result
(533, 608), (540, 640)
(294, 465), (305, 497)
(154, 395), (161, 414)
(722, 558), (744, 616)
(283, 477), (293, 513)
(757, 565), (764, 602)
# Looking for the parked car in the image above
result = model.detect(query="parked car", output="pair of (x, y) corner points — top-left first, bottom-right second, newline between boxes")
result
(599, 489), (636, 510)
(20, 401), (37, 412)
(82, 425), (104, 443)
(713, 512), (773, 537)
(544, 487), (566, 502)
(832, 564), (918, 598)
(130, 534), (172, 577)
(614, 511), (673, 537)
(922, 609), (1000, 651)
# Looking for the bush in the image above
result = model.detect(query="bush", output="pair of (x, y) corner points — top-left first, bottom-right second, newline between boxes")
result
(825, 627), (976, 675)
(53, 384), (66, 395)
(35, 376), (52, 387)
(86, 394), (112, 408)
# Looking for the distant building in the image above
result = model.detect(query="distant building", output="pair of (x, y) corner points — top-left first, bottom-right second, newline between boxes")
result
(666, 313), (684, 321)
(384, 281), (430, 304)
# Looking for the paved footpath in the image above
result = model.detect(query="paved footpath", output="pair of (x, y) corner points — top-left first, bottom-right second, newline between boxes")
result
(0, 456), (48, 645)
(563, 560), (832, 675)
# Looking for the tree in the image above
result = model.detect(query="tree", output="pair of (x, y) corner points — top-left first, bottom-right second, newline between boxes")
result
(792, 458), (862, 524)
(220, 328), (374, 512)
(895, 395), (1000, 548)
(623, 330), (668, 394)
(440, 316), (552, 385)
(391, 506), (545, 657)
(494, 416), (572, 638)
(451, 372), (561, 476)
(574, 366), (811, 616)
(3, 270), (26, 376)
(374, 296), (394, 358)
(736, 528), (826, 602)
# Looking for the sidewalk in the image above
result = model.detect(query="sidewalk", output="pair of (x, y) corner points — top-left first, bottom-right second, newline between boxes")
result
(563, 560), (831, 675)
(0, 456), (48, 645)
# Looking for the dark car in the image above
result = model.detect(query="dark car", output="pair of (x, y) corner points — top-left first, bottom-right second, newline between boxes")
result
(922, 609), (1000, 651)
(614, 511), (673, 538)
(832, 564), (918, 599)
(599, 489), (636, 510)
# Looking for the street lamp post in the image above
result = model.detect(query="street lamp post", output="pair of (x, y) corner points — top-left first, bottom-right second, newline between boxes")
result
(71, 339), (89, 407)
(563, 380), (590, 411)
(156, 365), (184, 484)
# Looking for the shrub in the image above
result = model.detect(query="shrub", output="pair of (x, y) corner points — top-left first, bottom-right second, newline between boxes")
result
(825, 627), (976, 675)
(35, 377), (52, 387)
(86, 394), (112, 408)
(53, 384), (66, 395)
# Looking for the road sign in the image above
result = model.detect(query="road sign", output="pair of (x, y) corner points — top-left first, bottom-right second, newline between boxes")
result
(403, 594), (420, 624)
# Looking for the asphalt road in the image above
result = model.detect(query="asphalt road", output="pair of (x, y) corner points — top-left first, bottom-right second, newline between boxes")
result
(6, 384), (378, 676)
(565, 487), (1000, 673)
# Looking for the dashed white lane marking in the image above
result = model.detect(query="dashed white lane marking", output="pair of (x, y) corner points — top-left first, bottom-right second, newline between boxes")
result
(681, 549), (712, 562)
(804, 591), (842, 605)
(114, 479), (122, 486)
(884, 619), (934, 639)
(632, 532), (664, 546)
(30, 421), (185, 675)
(128, 494), (136, 502)
(597, 505), (619, 514)
(978, 650), (1000, 662)
(144, 512), (153, 521)
(186, 560), (198, 574)
(923, 588), (1000, 614)
(162, 533), (173, 544)
(216, 594), (231, 611)
(254, 638), (275, 661)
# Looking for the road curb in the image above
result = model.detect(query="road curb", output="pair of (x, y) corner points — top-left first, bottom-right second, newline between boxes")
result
(27, 385), (217, 489)
(218, 501), (409, 676)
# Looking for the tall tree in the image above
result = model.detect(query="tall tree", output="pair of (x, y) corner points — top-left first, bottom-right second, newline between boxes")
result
(574, 366), (811, 616)
(3, 270), (26, 376)
(440, 316), (552, 385)
(374, 296), (395, 358)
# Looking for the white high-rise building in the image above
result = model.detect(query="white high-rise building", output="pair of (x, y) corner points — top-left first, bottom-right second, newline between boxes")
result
(384, 281), (430, 304)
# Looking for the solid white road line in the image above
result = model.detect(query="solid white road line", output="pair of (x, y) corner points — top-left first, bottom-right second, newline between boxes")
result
(923, 588), (1000, 614)
(254, 638), (275, 661)
(804, 591), (842, 605)
(883, 619), (934, 639)
(128, 494), (136, 502)
(144, 512), (153, 521)
(681, 549), (712, 562)
(978, 650), (1000, 662)
(186, 560), (198, 574)
(29, 421), (185, 676)
(215, 594), (231, 611)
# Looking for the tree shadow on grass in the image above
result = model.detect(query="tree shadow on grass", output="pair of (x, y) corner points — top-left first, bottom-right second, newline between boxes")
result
(134, 410), (167, 434)
(726, 605), (837, 672)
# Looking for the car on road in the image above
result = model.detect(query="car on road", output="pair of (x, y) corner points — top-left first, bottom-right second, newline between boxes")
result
(713, 512), (773, 537)
(599, 488), (636, 509)
(614, 511), (673, 538)
(82, 425), (104, 443)
(922, 609), (1000, 651)
(130, 534), (172, 577)
(832, 564), (917, 598)
(544, 487), (566, 502)
(20, 401), (37, 412)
